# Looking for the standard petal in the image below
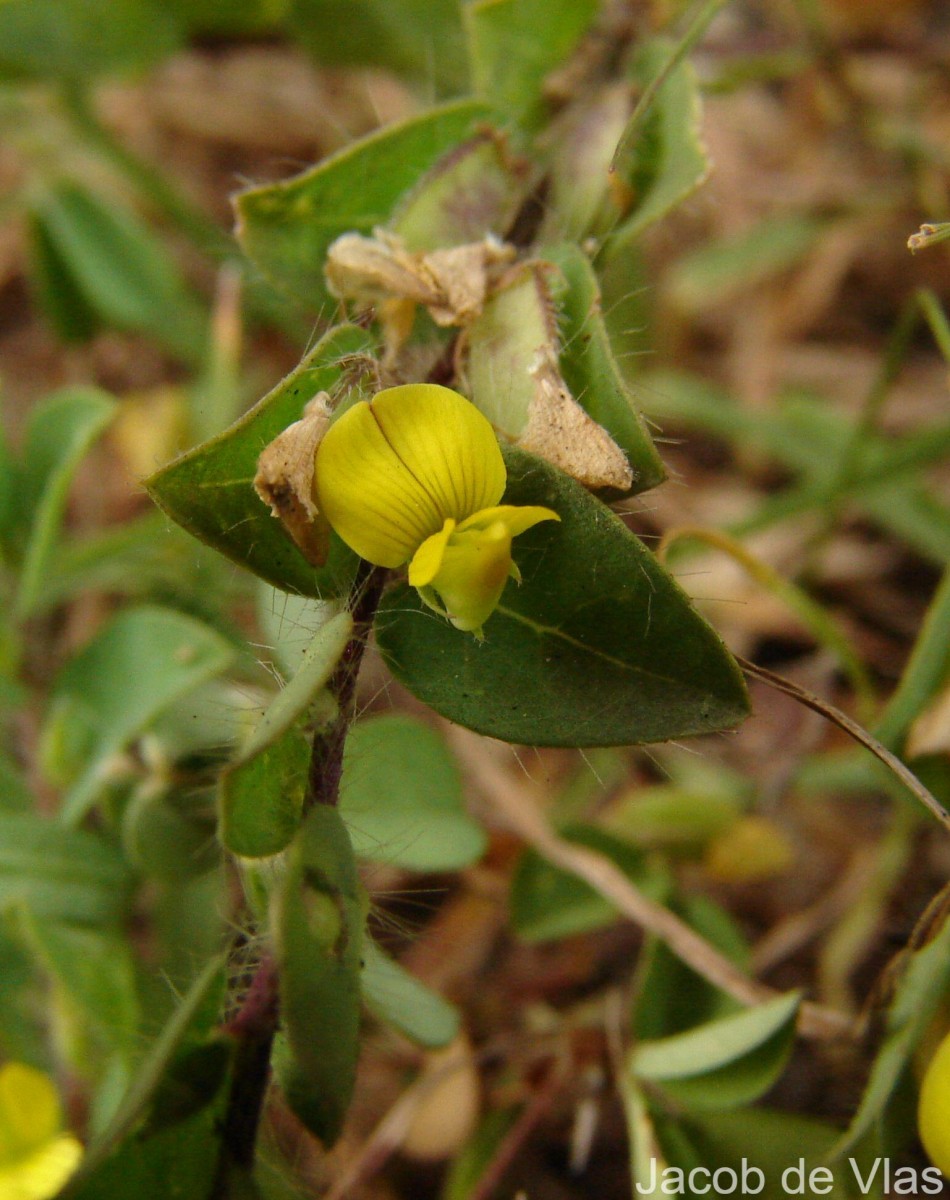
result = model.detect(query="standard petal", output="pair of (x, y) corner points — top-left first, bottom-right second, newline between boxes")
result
(314, 399), (445, 566)
(371, 385), (507, 521)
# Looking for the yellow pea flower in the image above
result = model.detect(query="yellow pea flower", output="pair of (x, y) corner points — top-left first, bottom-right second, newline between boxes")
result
(314, 384), (559, 636)
(0, 1063), (82, 1200)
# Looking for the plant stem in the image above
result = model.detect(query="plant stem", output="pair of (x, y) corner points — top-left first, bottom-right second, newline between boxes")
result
(739, 655), (950, 832)
(209, 560), (388, 1190)
(307, 560), (390, 811)
(212, 956), (280, 1194)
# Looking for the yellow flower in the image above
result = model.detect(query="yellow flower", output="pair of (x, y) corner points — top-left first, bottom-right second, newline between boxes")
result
(0, 1063), (82, 1200)
(314, 384), (559, 635)
(919, 1027), (950, 1178)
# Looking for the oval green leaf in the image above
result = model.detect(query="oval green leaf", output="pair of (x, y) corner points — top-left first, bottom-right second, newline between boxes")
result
(15, 387), (116, 620)
(510, 824), (669, 943)
(631, 990), (801, 1113)
(219, 610), (352, 858)
(361, 938), (460, 1048)
(274, 805), (365, 1146)
(145, 324), (370, 598)
(829, 889), (950, 1159)
(29, 182), (204, 363)
(218, 729), (310, 861)
(340, 714), (486, 871)
(608, 37), (710, 251)
(121, 785), (218, 881)
(234, 99), (493, 309)
(53, 606), (236, 826)
(465, 0), (599, 133)
(0, 812), (130, 927)
(0, 0), (181, 80)
(375, 448), (750, 747)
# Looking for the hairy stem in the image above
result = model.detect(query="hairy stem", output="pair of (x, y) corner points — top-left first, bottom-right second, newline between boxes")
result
(307, 560), (390, 811)
(210, 560), (388, 1190)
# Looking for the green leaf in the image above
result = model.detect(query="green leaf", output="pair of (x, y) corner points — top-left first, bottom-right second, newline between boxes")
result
(64, 1108), (223, 1200)
(510, 824), (669, 943)
(874, 564), (950, 752)
(275, 805), (366, 1146)
(234, 99), (493, 309)
(18, 914), (140, 1061)
(0, 930), (45, 1064)
(0, 812), (130, 926)
(288, 0), (467, 96)
(256, 583), (343, 676)
(62, 954), (226, 1192)
(544, 243), (666, 495)
(145, 324), (370, 598)
(608, 38), (710, 249)
(632, 894), (750, 1040)
(29, 182), (204, 362)
(361, 938), (460, 1048)
(35, 513), (235, 618)
(689, 1109), (860, 1200)
(0, 754), (32, 813)
(619, 1077), (678, 1199)
(163, 0), (287, 35)
(121, 785), (219, 881)
(0, 417), (21, 552)
(390, 130), (528, 252)
(631, 991), (801, 1113)
(15, 387), (116, 620)
(28, 211), (102, 342)
(0, 0), (181, 80)
(608, 787), (744, 854)
(442, 1107), (520, 1200)
(139, 1038), (232, 1136)
(219, 730), (310, 861)
(829, 895), (950, 1159)
(665, 215), (824, 313)
(340, 714), (486, 871)
(464, 263), (553, 438)
(464, 0), (599, 133)
(53, 606), (236, 825)
(240, 612), (350, 762)
(149, 872), (229, 1007)
(376, 448), (750, 747)
(219, 610), (353, 858)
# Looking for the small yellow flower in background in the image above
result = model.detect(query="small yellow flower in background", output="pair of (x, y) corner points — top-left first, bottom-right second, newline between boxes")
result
(919, 1027), (950, 1178)
(0, 1063), (82, 1200)
(314, 384), (559, 636)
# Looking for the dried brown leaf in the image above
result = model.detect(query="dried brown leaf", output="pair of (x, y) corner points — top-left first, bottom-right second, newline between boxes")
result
(253, 391), (333, 566)
(517, 347), (634, 491)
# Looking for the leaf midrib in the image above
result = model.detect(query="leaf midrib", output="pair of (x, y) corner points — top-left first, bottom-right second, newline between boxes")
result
(496, 602), (731, 698)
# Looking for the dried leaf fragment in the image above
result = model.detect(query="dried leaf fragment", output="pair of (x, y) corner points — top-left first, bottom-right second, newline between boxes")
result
(907, 685), (950, 759)
(325, 229), (514, 327)
(254, 392), (333, 566)
(517, 347), (634, 491)
(401, 1034), (480, 1162)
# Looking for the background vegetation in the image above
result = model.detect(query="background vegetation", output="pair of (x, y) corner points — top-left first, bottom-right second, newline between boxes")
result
(1, 0), (950, 1196)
